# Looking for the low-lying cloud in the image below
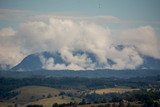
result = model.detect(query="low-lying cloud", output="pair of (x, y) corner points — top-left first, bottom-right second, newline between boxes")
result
(0, 18), (160, 70)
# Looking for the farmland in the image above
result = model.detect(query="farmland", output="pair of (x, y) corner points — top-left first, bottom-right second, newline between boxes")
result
(0, 75), (160, 107)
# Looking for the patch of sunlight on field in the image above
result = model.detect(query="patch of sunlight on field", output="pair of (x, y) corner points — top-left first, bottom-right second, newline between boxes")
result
(25, 96), (81, 107)
(95, 88), (139, 94)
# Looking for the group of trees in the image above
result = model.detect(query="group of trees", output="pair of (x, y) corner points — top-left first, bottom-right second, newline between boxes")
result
(51, 101), (160, 107)
(26, 105), (43, 107)
(26, 101), (160, 107)
(0, 76), (160, 107)
(1, 75), (160, 96)
(84, 89), (160, 107)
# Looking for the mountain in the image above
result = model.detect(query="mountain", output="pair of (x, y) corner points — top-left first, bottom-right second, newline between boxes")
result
(138, 56), (160, 69)
(11, 52), (65, 71)
(11, 50), (160, 71)
(11, 51), (98, 71)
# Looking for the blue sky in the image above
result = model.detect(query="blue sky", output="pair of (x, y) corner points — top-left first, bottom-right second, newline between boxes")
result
(0, 0), (160, 20)
(0, 0), (159, 31)
(1, 0), (160, 18)
(0, 0), (160, 32)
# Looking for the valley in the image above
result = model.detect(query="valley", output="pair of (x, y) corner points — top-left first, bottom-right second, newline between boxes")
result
(0, 74), (160, 107)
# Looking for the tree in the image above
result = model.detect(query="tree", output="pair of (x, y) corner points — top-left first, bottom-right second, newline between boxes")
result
(79, 99), (86, 105)
(112, 103), (117, 107)
(126, 102), (132, 107)
(154, 102), (159, 107)
(61, 95), (64, 99)
(119, 101), (125, 107)
(47, 93), (52, 98)
(26, 105), (43, 107)
(14, 103), (18, 107)
(105, 103), (112, 107)
(42, 95), (45, 98)
(52, 103), (58, 107)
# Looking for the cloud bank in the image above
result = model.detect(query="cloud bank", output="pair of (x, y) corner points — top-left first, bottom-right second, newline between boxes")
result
(0, 18), (160, 70)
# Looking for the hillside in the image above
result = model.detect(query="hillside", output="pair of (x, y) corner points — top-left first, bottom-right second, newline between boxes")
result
(10, 86), (60, 103)
(25, 96), (81, 107)
(0, 85), (81, 107)
(0, 75), (160, 107)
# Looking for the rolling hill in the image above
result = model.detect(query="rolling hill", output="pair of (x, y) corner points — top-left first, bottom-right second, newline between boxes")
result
(10, 86), (60, 103)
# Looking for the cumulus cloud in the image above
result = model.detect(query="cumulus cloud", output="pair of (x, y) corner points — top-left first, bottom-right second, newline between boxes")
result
(40, 55), (84, 70)
(0, 27), (16, 36)
(0, 27), (24, 67)
(0, 18), (159, 70)
(112, 26), (160, 59)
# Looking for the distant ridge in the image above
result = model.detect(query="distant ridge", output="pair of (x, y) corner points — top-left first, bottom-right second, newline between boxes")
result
(11, 51), (160, 71)
(1, 69), (160, 79)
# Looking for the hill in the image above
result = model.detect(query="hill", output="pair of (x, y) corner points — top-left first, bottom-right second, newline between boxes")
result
(1, 69), (160, 78)
(25, 96), (81, 107)
(0, 85), (81, 107)
(10, 86), (60, 103)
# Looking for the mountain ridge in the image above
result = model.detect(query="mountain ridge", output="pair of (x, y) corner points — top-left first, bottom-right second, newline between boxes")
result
(11, 51), (160, 71)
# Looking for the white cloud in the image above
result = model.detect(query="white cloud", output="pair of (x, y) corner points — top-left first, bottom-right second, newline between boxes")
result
(108, 46), (143, 69)
(0, 17), (159, 70)
(0, 27), (24, 66)
(0, 27), (16, 36)
(112, 26), (160, 59)
(40, 55), (84, 70)
(32, 15), (122, 24)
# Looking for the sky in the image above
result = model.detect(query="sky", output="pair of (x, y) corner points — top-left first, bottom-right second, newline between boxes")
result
(0, 0), (160, 70)
(0, 0), (160, 27)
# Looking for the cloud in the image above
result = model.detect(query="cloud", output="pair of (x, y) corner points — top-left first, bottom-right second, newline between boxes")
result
(0, 27), (16, 36)
(40, 55), (84, 70)
(112, 26), (160, 59)
(32, 15), (122, 24)
(1, 8), (160, 27)
(0, 17), (159, 70)
(0, 27), (24, 66)
(0, 9), (123, 24)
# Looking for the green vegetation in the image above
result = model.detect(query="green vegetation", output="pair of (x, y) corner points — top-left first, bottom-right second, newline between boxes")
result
(26, 105), (43, 107)
(0, 75), (160, 107)
(10, 86), (60, 103)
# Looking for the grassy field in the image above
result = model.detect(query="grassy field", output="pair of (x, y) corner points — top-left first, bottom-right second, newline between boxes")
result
(0, 86), (140, 107)
(0, 86), (82, 107)
(94, 87), (139, 94)
(0, 102), (15, 107)
(77, 102), (143, 107)
(0, 96), (81, 107)
(24, 96), (81, 107)
(10, 86), (60, 103)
